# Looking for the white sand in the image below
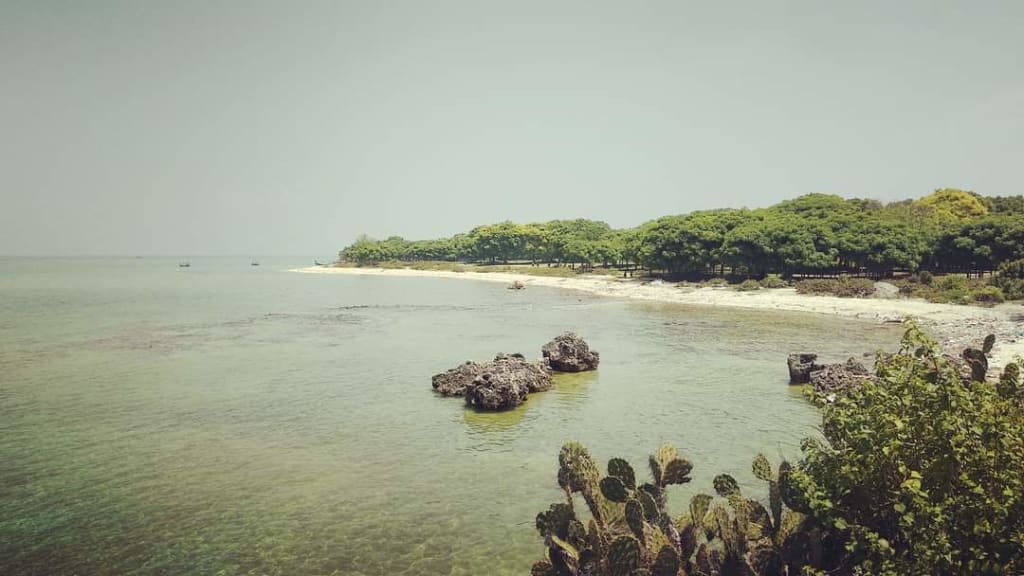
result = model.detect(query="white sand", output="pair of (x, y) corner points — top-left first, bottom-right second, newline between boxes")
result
(293, 266), (1024, 368)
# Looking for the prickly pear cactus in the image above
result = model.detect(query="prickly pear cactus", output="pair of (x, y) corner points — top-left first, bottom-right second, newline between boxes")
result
(752, 454), (773, 482)
(652, 545), (680, 576)
(983, 333), (996, 355)
(559, 442), (599, 493)
(713, 474), (741, 498)
(600, 476), (630, 503)
(624, 498), (645, 540)
(608, 458), (637, 489)
(607, 535), (641, 576)
(532, 443), (814, 576)
(662, 458), (693, 485)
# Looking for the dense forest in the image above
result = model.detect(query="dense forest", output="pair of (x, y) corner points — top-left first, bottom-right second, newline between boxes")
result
(339, 189), (1024, 279)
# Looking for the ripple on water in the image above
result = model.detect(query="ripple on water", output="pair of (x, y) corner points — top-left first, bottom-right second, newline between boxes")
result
(0, 266), (904, 575)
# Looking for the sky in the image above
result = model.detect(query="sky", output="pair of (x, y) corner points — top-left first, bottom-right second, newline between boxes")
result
(1, 1), (1022, 256)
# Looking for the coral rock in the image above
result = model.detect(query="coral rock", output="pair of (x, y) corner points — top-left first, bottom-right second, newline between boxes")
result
(542, 332), (600, 372)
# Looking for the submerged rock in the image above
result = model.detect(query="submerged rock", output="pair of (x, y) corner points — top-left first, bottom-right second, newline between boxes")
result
(464, 354), (552, 411)
(431, 361), (485, 396)
(542, 332), (600, 372)
(787, 353), (823, 384)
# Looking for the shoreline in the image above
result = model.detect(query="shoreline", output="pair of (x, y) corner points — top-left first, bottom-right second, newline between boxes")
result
(292, 266), (1024, 368)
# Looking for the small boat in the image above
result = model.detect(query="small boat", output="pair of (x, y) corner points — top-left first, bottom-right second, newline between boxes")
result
(251, 261), (260, 266)
(178, 262), (190, 268)
(314, 260), (325, 266)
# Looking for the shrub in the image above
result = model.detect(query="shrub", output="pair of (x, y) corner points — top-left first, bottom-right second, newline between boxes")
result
(736, 279), (761, 291)
(991, 259), (1024, 300)
(917, 270), (934, 285)
(998, 258), (1024, 280)
(936, 274), (968, 291)
(990, 276), (1024, 300)
(972, 285), (1005, 304)
(796, 325), (1024, 575)
(795, 276), (876, 298)
(705, 277), (729, 288)
(759, 274), (788, 289)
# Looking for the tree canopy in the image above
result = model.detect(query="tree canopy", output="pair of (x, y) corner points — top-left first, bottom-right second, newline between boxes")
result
(340, 189), (1024, 278)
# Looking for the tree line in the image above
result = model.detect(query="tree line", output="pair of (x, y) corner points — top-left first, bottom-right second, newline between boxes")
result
(340, 189), (1024, 279)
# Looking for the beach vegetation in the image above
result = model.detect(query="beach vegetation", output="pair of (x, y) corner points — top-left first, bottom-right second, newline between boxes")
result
(531, 326), (1024, 575)
(339, 189), (1024, 302)
(794, 276), (876, 298)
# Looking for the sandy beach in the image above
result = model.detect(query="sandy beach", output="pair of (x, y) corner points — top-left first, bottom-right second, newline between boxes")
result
(294, 266), (1024, 368)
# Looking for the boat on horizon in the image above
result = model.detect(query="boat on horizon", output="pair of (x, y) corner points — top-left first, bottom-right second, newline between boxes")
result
(178, 262), (190, 268)
(314, 259), (325, 266)
(251, 261), (260, 266)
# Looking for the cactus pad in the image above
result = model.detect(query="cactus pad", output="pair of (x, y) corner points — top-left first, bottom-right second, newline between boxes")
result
(662, 458), (693, 485)
(607, 536), (641, 576)
(637, 489), (659, 522)
(778, 461), (811, 514)
(624, 498), (645, 540)
(559, 442), (600, 493)
(689, 493), (713, 524)
(600, 476), (630, 503)
(983, 333), (996, 355)
(712, 474), (741, 498)
(652, 545), (681, 576)
(608, 457), (637, 489)
(752, 453), (773, 482)
(535, 503), (574, 539)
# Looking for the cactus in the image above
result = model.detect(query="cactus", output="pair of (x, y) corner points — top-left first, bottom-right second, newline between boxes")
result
(662, 457), (693, 485)
(713, 474), (741, 498)
(608, 458), (637, 489)
(624, 498), (645, 541)
(962, 347), (988, 382)
(997, 362), (1020, 400)
(752, 454), (773, 482)
(652, 545), (680, 576)
(607, 536), (641, 576)
(983, 333), (996, 355)
(600, 476), (630, 503)
(533, 444), (815, 576)
(558, 442), (600, 493)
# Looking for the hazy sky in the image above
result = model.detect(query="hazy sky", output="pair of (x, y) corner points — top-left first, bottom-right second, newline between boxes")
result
(2, 1), (1022, 256)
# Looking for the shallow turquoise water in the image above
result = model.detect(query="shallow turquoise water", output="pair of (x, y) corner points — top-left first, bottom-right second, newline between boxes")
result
(0, 257), (902, 575)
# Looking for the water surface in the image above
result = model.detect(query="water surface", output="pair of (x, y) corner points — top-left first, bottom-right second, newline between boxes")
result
(0, 257), (902, 575)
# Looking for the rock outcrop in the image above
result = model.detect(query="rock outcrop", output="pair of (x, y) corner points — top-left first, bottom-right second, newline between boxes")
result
(808, 358), (873, 395)
(464, 353), (552, 411)
(431, 361), (485, 396)
(787, 353), (823, 384)
(542, 332), (600, 372)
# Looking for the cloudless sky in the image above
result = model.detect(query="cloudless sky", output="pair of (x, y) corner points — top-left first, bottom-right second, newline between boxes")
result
(2, 0), (1022, 256)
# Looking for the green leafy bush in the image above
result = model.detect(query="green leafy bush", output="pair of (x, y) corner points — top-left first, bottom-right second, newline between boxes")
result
(794, 276), (876, 298)
(998, 258), (1024, 279)
(759, 274), (788, 288)
(796, 325), (1024, 575)
(990, 259), (1024, 300)
(972, 285), (1005, 304)
(736, 279), (761, 291)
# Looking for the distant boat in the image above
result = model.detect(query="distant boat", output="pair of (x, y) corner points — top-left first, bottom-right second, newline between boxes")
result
(251, 261), (260, 266)
(178, 262), (190, 268)
(314, 260), (325, 266)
